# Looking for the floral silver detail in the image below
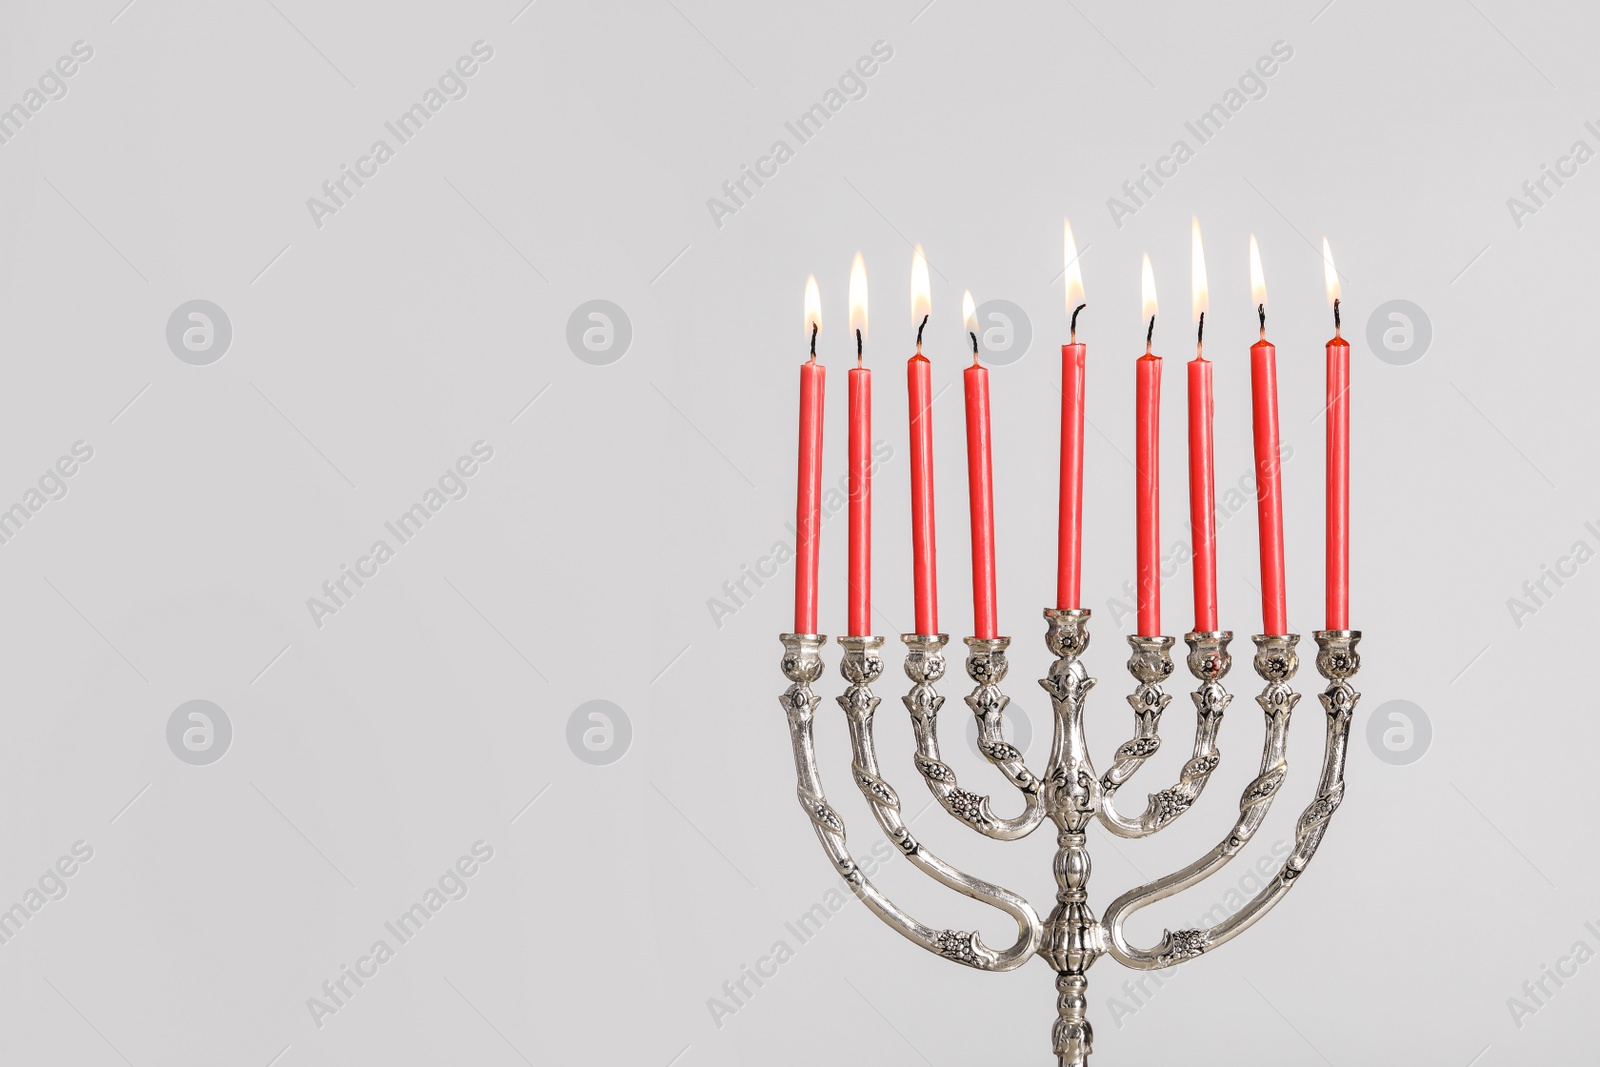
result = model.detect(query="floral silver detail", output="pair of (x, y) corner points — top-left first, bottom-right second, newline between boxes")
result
(935, 929), (995, 966)
(902, 633), (1045, 840)
(1156, 928), (1208, 965)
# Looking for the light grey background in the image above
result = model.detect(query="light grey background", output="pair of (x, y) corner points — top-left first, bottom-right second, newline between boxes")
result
(0, 0), (1591, 1064)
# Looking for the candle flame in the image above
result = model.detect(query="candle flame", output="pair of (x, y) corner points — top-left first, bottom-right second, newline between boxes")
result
(1322, 237), (1340, 308)
(1063, 219), (1085, 313)
(1249, 234), (1266, 309)
(849, 251), (868, 342)
(1190, 217), (1208, 324)
(910, 245), (931, 327)
(804, 274), (822, 339)
(1140, 253), (1157, 325)
(962, 289), (977, 334)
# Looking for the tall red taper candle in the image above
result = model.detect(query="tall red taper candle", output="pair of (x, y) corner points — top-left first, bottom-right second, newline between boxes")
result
(1135, 255), (1162, 638)
(795, 276), (825, 634)
(908, 248), (938, 635)
(1187, 219), (1217, 632)
(847, 254), (871, 636)
(1059, 338), (1086, 610)
(963, 291), (999, 640)
(908, 354), (937, 633)
(1324, 239), (1350, 630)
(1057, 221), (1087, 610)
(1187, 351), (1218, 632)
(849, 358), (871, 635)
(1249, 238), (1288, 635)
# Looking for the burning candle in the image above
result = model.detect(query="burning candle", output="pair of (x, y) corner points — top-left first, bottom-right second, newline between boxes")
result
(1187, 219), (1218, 633)
(848, 252), (872, 637)
(1323, 238), (1350, 630)
(794, 275), (826, 634)
(1136, 254), (1162, 638)
(963, 290), (999, 640)
(1058, 220), (1087, 611)
(1249, 236), (1288, 636)
(908, 246), (938, 636)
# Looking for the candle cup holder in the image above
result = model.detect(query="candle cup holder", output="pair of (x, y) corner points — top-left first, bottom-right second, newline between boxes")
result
(777, 615), (1362, 1065)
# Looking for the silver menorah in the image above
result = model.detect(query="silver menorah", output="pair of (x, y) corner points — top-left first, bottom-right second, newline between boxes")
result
(778, 611), (1361, 1065)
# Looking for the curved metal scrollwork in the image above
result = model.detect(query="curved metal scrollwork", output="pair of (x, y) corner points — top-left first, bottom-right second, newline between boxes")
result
(779, 633), (1041, 972)
(1102, 632), (1359, 969)
(1096, 632), (1233, 838)
(903, 633), (1047, 840)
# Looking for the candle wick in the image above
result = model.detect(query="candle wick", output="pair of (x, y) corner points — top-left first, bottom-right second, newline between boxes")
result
(810, 322), (818, 360)
(1257, 302), (1266, 338)
(1196, 310), (1205, 349)
(916, 313), (928, 351)
(1145, 314), (1155, 354)
(1070, 302), (1086, 343)
(1333, 297), (1341, 335)
(969, 331), (979, 362)
(856, 328), (863, 365)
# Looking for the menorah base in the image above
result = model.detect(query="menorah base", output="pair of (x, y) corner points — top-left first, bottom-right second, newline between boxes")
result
(778, 613), (1362, 1064)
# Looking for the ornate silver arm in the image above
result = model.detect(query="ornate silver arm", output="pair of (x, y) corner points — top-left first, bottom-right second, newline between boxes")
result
(1101, 631), (1360, 969)
(1095, 632), (1230, 838)
(780, 633), (1041, 972)
(903, 634), (1047, 841)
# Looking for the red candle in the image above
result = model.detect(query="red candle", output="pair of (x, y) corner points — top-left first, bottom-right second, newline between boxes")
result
(908, 246), (938, 635)
(1057, 220), (1086, 610)
(1248, 236), (1288, 635)
(963, 290), (999, 640)
(847, 253), (872, 637)
(1135, 254), (1162, 638)
(1324, 238), (1350, 630)
(1187, 219), (1218, 633)
(794, 275), (825, 634)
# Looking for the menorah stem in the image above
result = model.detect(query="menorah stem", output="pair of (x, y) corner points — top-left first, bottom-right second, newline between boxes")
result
(1046, 826), (1097, 1066)
(1039, 608), (1102, 1066)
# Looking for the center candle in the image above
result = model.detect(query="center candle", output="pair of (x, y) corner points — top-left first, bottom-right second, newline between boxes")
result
(1187, 219), (1218, 633)
(1058, 219), (1087, 611)
(1135, 254), (1162, 638)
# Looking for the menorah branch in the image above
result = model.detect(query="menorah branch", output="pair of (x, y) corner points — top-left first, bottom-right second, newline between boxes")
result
(1101, 632), (1361, 970)
(1097, 632), (1233, 837)
(902, 633), (1047, 840)
(778, 633), (1042, 974)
